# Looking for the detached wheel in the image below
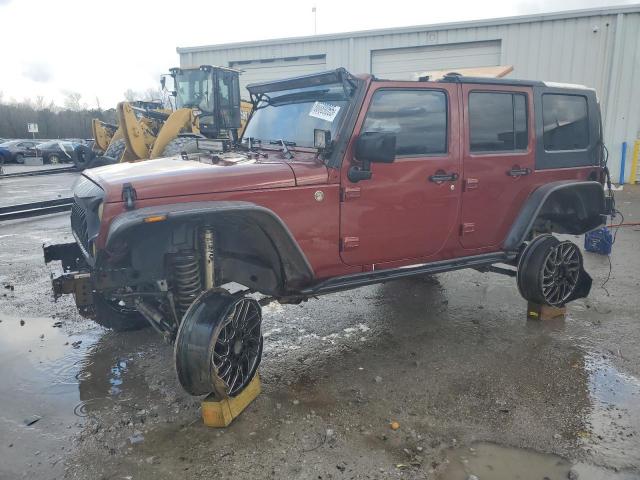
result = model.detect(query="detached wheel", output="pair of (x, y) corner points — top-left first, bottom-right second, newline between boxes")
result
(175, 290), (263, 397)
(72, 144), (95, 170)
(517, 235), (584, 307)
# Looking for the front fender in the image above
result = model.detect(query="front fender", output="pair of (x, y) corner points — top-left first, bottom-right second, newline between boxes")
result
(105, 201), (315, 294)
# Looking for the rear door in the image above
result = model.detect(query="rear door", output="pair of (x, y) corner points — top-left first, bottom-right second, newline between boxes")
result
(339, 82), (461, 266)
(459, 84), (535, 250)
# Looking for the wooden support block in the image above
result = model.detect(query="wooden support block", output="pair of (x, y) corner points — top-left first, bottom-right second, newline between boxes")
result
(201, 374), (261, 427)
(527, 301), (566, 321)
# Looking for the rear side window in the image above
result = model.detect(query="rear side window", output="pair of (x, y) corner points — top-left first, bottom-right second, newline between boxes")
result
(469, 92), (528, 152)
(542, 94), (589, 151)
(362, 89), (447, 156)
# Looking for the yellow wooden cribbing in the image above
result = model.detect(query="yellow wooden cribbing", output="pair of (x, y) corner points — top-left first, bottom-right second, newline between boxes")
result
(630, 140), (640, 184)
(201, 374), (261, 427)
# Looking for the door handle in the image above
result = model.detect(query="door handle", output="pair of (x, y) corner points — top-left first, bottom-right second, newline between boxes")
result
(507, 166), (531, 177)
(429, 170), (459, 183)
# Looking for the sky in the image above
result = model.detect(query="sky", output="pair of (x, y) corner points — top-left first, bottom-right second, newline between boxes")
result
(0, 0), (635, 109)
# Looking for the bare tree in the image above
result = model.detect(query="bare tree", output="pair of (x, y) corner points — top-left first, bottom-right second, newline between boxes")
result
(35, 96), (46, 110)
(123, 89), (137, 102)
(62, 91), (85, 111)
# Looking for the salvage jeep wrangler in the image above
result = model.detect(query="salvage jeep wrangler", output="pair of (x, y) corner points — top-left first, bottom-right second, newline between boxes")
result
(45, 68), (612, 398)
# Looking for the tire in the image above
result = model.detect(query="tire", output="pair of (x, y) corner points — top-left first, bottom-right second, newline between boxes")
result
(14, 153), (24, 164)
(175, 290), (263, 396)
(160, 137), (200, 158)
(71, 144), (95, 170)
(92, 292), (149, 332)
(517, 235), (585, 307)
(48, 154), (60, 164)
(103, 138), (127, 162)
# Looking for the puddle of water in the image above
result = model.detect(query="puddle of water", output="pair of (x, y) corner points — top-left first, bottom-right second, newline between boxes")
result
(438, 442), (636, 480)
(438, 442), (572, 480)
(582, 353), (640, 467)
(0, 312), (101, 420)
(0, 311), (142, 478)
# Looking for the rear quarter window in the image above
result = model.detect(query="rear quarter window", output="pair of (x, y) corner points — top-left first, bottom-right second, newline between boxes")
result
(542, 94), (589, 151)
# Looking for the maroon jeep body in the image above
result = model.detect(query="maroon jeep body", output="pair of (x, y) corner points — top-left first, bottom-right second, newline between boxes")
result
(45, 68), (609, 397)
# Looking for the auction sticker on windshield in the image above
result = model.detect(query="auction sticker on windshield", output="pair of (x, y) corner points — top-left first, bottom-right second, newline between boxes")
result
(309, 102), (341, 122)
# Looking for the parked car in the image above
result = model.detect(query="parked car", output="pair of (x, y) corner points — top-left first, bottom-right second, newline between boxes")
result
(36, 140), (78, 163)
(45, 68), (610, 399)
(0, 145), (10, 164)
(0, 139), (41, 163)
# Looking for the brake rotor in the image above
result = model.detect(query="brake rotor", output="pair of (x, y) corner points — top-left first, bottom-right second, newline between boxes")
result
(174, 289), (263, 397)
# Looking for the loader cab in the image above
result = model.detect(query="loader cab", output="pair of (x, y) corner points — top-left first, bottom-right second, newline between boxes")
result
(170, 65), (242, 138)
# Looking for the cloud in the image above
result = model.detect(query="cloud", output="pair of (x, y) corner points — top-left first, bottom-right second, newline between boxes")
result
(0, 0), (13, 5)
(22, 62), (53, 83)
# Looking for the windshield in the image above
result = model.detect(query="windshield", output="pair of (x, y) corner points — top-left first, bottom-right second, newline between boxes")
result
(175, 70), (214, 112)
(243, 83), (350, 148)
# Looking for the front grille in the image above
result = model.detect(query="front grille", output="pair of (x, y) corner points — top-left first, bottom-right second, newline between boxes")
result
(71, 201), (90, 255)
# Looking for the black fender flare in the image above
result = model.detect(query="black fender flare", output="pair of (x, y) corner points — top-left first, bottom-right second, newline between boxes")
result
(105, 201), (315, 294)
(504, 180), (606, 252)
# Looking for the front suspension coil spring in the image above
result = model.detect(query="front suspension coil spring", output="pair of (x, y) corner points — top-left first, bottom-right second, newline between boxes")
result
(171, 250), (203, 318)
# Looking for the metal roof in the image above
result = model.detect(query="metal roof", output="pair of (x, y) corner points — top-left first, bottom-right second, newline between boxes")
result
(177, 4), (640, 53)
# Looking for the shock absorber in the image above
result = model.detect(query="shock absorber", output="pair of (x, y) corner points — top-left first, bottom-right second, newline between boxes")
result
(201, 226), (215, 290)
(171, 250), (202, 317)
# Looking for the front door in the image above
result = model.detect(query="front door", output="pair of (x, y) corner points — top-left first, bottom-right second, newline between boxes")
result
(339, 83), (461, 267)
(459, 84), (536, 251)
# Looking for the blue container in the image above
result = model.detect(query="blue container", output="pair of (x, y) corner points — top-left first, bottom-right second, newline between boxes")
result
(584, 227), (613, 255)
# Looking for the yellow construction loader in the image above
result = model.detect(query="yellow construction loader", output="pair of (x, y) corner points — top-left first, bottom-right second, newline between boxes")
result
(74, 65), (252, 169)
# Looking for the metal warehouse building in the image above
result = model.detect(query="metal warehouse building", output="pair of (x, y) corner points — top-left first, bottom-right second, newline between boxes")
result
(178, 5), (640, 182)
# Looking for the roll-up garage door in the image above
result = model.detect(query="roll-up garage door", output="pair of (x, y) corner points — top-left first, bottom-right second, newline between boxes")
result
(371, 40), (501, 80)
(230, 55), (327, 97)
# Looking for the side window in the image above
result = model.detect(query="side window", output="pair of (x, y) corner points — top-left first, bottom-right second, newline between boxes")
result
(542, 94), (588, 151)
(361, 89), (447, 156)
(218, 74), (231, 107)
(469, 92), (528, 152)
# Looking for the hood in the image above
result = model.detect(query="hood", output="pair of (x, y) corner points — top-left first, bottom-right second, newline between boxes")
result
(86, 154), (327, 203)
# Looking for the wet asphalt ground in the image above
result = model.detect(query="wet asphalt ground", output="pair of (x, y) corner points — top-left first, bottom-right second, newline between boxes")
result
(0, 167), (639, 479)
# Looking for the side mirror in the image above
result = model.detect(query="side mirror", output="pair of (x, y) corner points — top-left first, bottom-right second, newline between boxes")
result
(348, 132), (396, 183)
(355, 131), (396, 163)
(314, 129), (331, 150)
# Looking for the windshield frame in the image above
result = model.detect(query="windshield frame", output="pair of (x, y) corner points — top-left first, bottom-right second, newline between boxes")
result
(242, 82), (355, 155)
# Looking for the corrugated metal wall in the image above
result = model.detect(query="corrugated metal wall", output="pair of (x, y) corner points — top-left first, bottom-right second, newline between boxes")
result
(178, 7), (640, 182)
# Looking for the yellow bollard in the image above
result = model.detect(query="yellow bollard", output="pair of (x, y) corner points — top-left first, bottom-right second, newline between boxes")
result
(630, 140), (640, 184)
(201, 374), (261, 427)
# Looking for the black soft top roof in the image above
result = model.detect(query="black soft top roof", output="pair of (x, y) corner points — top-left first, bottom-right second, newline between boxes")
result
(246, 67), (593, 95)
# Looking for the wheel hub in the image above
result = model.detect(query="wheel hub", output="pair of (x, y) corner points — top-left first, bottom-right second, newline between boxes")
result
(233, 338), (243, 356)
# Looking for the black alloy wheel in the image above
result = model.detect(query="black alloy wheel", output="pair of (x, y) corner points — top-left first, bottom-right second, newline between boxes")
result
(517, 235), (584, 307)
(175, 290), (263, 397)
